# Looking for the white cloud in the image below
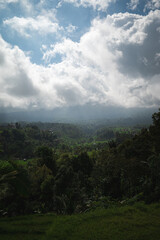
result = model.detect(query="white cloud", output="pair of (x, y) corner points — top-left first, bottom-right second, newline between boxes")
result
(3, 10), (61, 37)
(144, 0), (160, 11)
(127, 0), (139, 10)
(0, 0), (18, 8)
(0, 0), (18, 3)
(66, 24), (77, 33)
(62, 0), (116, 11)
(0, 35), (39, 109)
(1, 10), (160, 110)
(43, 10), (160, 108)
(20, 0), (33, 13)
(0, 0), (18, 4)
(0, 0), (33, 12)
(0, 35), (87, 109)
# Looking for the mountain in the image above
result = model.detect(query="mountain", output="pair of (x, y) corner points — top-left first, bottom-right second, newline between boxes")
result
(0, 104), (157, 125)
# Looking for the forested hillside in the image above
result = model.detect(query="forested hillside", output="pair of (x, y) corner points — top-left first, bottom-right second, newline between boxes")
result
(0, 110), (160, 216)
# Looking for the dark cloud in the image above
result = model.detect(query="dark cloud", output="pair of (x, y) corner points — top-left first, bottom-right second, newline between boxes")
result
(116, 14), (160, 79)
(55, 84), (84, 105)
(129, 85), (143, 93)
(5, 69), (38, 97)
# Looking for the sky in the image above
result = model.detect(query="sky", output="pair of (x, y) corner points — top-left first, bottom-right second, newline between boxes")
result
(0, 0), (160, 113)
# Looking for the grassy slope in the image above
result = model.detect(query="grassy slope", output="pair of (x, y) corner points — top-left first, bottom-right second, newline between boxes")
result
(1, 203), (160, 240)
(0, 214), (55, 240)
(45, 203), (160, 240)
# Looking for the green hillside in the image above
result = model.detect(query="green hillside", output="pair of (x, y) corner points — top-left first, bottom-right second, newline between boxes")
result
(1, 203), (160, 240)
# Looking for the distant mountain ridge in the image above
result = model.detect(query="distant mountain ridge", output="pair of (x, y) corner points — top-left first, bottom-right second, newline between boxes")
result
(0, 104), (157, 125)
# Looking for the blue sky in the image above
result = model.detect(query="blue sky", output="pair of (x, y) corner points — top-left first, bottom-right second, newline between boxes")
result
(0, 0), (160, 111)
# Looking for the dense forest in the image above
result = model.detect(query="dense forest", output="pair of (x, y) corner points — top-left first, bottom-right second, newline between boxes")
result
(0, 110), (160, 216)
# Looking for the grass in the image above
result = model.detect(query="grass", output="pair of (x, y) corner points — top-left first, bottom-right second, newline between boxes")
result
(1, 203), (160, 240)
(0, 214), (55, 240)
(45, 203), (160, 240)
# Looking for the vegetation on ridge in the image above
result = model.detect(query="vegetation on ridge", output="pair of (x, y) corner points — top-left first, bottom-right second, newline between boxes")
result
(0, 109), (160, 216)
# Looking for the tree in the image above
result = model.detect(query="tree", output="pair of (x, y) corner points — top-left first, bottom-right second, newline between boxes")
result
(150, 109), (160, 154)
(71, 152), (93, 176)
(0, 160), (30, 215)
(36, 146), (56, 173)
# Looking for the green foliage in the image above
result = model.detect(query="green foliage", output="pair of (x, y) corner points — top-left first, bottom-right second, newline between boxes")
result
(0, 109), (160, 216)
(36, 146), (56, 174)
(0, 160), (30, 215)
(71, 152), (93, 176)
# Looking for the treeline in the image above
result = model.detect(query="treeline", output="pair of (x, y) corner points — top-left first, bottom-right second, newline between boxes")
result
(0, 110), (160, 216)
(0, 122), (138, 159)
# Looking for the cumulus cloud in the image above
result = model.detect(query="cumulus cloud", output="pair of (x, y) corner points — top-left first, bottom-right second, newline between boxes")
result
(0, 0), (18, 3)
(45, 10), (160, 77)
(43, 10), (160, 108)
(62, 0), (116, 11)
(0, 35), (86, 109)
(0, 0), (33, 12)
(144, 0), (160, 11)
(3, 10), (61, 37)
(0, 35), (39, 108)
(127, 0), (139, 10)
(1, 9), (160, 110)
(0, 0), (18, 8)
(105, 10), (160, 78)
(66, 24), (77, 33)
(0, 35), (42, 103)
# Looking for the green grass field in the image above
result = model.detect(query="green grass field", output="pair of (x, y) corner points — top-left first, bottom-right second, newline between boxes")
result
(1, 203), (160, 240)
(0, 214), (55, 240)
